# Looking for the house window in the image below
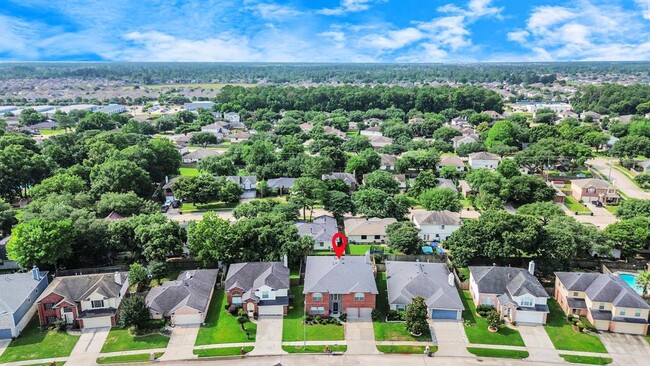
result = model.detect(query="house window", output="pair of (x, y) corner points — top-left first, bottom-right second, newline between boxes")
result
(310, 307), (325, 315)
(573, 292), (578, 297)
(483, 298), (493, 306)
(46, 316), (57, 324)
(374, 235), (380, 240)
(441, 225), (445, 230)
(91, 300), (104, 308)
(619, 310), (625, 316)
(44, 303), (54, 310)
(598, 303), (605, 310)
(312, 293), (323, 301)
(354, 293), (365, 302)
(521, 297), (533, 307)
(262, 291), (269, 299)
(361, 235), (367, 240)
(232, 296), (242, 305)
(396, 305), (406, 311)
(587, 188), (596, 193)
(635, 310), (641, 317)
(319, 242), (324, 247)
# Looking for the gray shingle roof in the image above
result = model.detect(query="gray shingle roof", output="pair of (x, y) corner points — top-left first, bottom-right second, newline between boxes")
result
(470, 266), (548, 298)
(386, 261), (463, 311)
(303, 256), (378, 295)
(296, 215), (338, 244)
(558, 272), (650, 309)
(38, 272), (128, 304)
(267, 177), (296, 189)
(225, 262), (289, 303)
(0, 271), (48, 314)
(322, 172), (357, 186)
(570, 178), (614, 189)
(344, 217), (396, 236)
(412, 210), (461, 226)
(146, 269), (218, 316)
(184, 148), (220, 160)
(436, 178), (458, 191)
(468, 151), (500, 161)
(439, 155), (465, 167)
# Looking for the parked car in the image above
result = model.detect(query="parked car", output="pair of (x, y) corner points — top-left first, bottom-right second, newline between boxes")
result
(161, 204), (170, 213)
(171, 200), (181, 208)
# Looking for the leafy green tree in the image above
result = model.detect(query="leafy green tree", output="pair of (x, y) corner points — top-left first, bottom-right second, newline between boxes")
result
(96, 192), (157, 217)
(342, 135), (372, 152)
(635, 271), (650, 297)
(90, 159), (151, 198)
(76, 112), (116, 132)
(363, 170), (399, 195)
(353, 188), (393, 218)
(7, 218), (75, 267)
(604, 217), (650, 259)
(198, 155), (236, 176)
(0, 199), (16, 236)
(432, 126), (461, 142)
(0, 144), (50, 199)
(488, 142), (519, 158)
(346, 149), (381, 180)
(610, 136), (650, 158)
(616, 199), (650, 219)
(319, 146), (347, 171)
(395, 148), (440, 173)
(135, 221), (184, 262)
(323, 191), (354, 223)
(496, 159), (521, 179)
(172, 176), (220, 204)
(485, 121), (517, 148)
(405, 296), (429, 335)
(634, 173), (650, 188)
(19, 108), (46, 125)
(188, 213), (235, 264)
(219, 180), (244, 203)
(29, 173), (86, 199)
(506, 175), (555, 205)
(386, 221), (423, 254)
(302, 156), (335, 178)
(190, 132), (219, 147)
(581, 131), (609, 151)
(129, 263), (149, 290)
(409, 170), (438, 197)
(289, 177), (326, 220)
(439, 166), (462, 181)
(516, 202), (565, 224)
(119, 295), (150, 331)
(455, 142), (485, 157)
(419, 188), (462, 212)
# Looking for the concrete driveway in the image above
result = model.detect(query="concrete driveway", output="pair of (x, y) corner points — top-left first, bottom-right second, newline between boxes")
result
(159, 324), (199, 361)
(600, 332), (650, 366)
(345, 318), (380, 355)
(0, 339), (10, 358)
(430, 320), (472, 357)
(588, 158), (650, 200)
(249, 316), (284, 355)
(65, 327), (110, 366)
(517, 325), (562, 363)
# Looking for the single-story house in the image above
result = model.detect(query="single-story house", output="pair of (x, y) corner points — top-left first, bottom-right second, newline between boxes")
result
(436, 178), (458, 192)
(368, 135), (393, 150)
(344, 217), (397, 244)
(0, 267), (49, 339)
(145, 269), (218, 325)
(380, 154), (397, 171)
(304, 255), (378, 318)
(182, 148), (221, 164)
(386, 261), (464, 319)
(225, 262), (290, 316)
(296, 215), (338, 251)
(322, 172), (358, 191)
(438, 155), (466, 171)
(229, 132), (252, 144)
(360, 126), (382, 137)
(266, 177), (296, 195)
(452, 135), (478, 149)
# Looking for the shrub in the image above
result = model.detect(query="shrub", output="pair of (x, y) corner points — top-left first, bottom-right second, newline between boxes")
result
(314, 315), (322, 324)
(371, 309), (381, 321)
(405, 296), (429, 336)
(339, 313), (347, 322)
(253, 312), (259, 320)
(566, 314), (574, 323)
(228, 305), (237, 315)
(476, 304), (495, 313)
(478, 311), (486, 317)
(53, 318), (67, 332)
(486, 310), (501, 329)
(225, 303), (231, 311)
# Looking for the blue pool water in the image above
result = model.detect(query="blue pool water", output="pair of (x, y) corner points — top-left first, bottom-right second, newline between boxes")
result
(619, 273), (643, 295)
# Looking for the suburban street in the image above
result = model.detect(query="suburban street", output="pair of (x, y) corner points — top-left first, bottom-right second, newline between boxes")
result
(587, 157), (650, 199)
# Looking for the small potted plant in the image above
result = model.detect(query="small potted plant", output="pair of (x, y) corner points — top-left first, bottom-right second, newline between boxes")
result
(486, 311), (500, 333)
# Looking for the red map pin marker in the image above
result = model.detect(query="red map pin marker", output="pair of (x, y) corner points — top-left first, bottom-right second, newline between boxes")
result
(332, 232), (347, 259)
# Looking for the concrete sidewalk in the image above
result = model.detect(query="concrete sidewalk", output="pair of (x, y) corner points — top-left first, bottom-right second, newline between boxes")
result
(345, 319), (380, 355)
(517, 325), (563, 363)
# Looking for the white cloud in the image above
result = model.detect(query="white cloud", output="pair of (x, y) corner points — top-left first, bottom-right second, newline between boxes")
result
(438, 0), (503, 19)
(317, 0), (383, 16)
(250, 3), (303, 20)
(507, 30), (529, 43)
(360, 28), (424, 50)
(319, 31), (346, 43)
(635, 0), (650, 20)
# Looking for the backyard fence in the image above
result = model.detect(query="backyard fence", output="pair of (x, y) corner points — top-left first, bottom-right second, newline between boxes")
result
(384, 254), (444, 263)
(56, 265), (128, 277)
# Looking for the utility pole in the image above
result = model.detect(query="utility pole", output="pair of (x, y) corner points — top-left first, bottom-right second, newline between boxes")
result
(303, 294), (306, 348)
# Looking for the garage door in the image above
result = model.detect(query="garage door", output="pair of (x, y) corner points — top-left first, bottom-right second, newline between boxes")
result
(0, 328), (13, 339)
(82, 316), (112, 328)
(358, 308), (372, 318)
(173, 313), (203, 325)
(431, 309), (459, 320)
(516, 311), (545, 324)
(346, 308), (359, 318)
(259, 305), (284, 316)
(346, 308), (372, 319)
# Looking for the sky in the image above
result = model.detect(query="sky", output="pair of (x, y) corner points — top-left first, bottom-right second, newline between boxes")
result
(1, 0), (650, 62)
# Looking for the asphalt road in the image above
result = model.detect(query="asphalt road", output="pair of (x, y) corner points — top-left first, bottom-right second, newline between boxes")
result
(587, 157), (650, 200)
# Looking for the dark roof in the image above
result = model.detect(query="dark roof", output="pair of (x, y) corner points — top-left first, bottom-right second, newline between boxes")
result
(470, 266), (548, 298)
(566, 297), (587, 309)
(590, 309), (612, 320)
(386, 261), (463, 311)
(145, 269), (218, 316)
(225, 262), (289, 302)
(267, 177), (296, 189)
(38, 272), (128, 304)
(555, 272), (650, 309)
(296, 215), (338, 244)
(322, 172), (357, 185)
(303, 255), (378, 295)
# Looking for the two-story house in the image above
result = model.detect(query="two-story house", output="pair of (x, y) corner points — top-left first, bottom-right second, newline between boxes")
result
(555, 272), (650, 335)
(344, 217), (397, 244)
(221, 175), (257, 199)
(296, 215), (338, 251)
(469, 263), (549, 325)
(304, 255), (378, 318)
(468, 152), (501, 170)
(380, 154), (397, 171)
(0, 267), (49, 339)
(36, 272), (129, 328)
(410, 210), (461, 242)
(452, 135), (478, 150)
(438, 155), (466, 172)
(570, 179), (620, 204)
(225, 261), (290, 316)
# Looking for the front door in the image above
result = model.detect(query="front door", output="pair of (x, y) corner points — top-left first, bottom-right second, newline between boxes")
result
(332, 302), (339, 314)
(330, 294), (342, 315)
(62, 307), (74, 324)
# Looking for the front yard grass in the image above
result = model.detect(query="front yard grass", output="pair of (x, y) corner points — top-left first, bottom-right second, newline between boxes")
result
(0, 317), (80, 363)
(467, 347), (529, 359)
(194, 346), (254, 357)
(564, 196), (591, 214)
(282, 286), (345, 341)
(460, 291), (525, 346)
(544, 299), (607, 353)
(373, 272), (431, 341)
(179, 167), (201, 177)
(377, 345), (435, 354)
(560, 355), (613, 365)
(195, 290), (257, 345)
(97, 352), (164, 364)
(180, 201), (237, 213)
(349, 244), (373, 255)
(100, 326), (170, 353)
(282, 345), (347, 353)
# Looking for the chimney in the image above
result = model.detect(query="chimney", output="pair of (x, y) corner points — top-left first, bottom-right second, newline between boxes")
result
(528, 261), (535, 275)
(448, 273), (455, 287)
(283, 255), (288, 268)
(32, 265), (40, 281)
(165, 176), (169, 184)
(186, 271), (193, 280)
(114, 271), (122, 285)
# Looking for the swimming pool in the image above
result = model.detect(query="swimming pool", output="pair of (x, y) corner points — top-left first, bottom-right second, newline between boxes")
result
(618, 273), (643, 295)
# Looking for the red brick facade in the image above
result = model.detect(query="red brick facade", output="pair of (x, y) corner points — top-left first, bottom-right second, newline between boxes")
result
(37, 292), (80, 326)
(305, 292), (376, 317)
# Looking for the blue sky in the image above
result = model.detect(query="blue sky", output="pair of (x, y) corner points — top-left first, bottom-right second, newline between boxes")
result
(1, 0), (649, 62)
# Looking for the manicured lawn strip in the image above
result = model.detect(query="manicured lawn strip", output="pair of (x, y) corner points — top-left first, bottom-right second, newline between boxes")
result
(100, 327), (170, 353)
(23, 363), (65, 366)
(560, 355), (613, 365)
(194, 346), (254, 357)
(39, 129), (66, 136)
(180, 201), (237, 213)
(460, 291), (524, 346)
(0, 318), (80, 363)
(467, 347), (529, 359)
(544, 299), (607, 353)
(97, 352), (164, 364)
(612, 164), (647, 191)
(282, 345), (347, 353)
(195, 290), (257, 345)
(604, 205), (618, 214)
(282, 286), (345, 341)
(373, 272), (431, 341)
(179, 167), (201, 176)
(564, 196), (591, 213)
(377, 345), (434, 354)
(349, 244), (372, 255)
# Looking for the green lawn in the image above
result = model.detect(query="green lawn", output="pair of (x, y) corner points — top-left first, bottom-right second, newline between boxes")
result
(21, 363), (65, 366)
(373, 272), (431, 341)
(282, 286), (345, 341)
(179, 167), (201, 177)
(39, 129), (66, 136)
(97, 352), (164, 364)
(467, 347), (529, 359)
(282, 345), (347, 353)
(564, 196), (591, 214)
(194, 346), (254, 357)
(0, 318), (80, 363)
(377, 345), (434, 354)
(604, 205), (618, 214)
(180, 201), (237, 213)
(460, 291), (525, 346)
(560, 355), (613, 365)
(349, 244), (373, 255)
(544, 300), (607, 353)
(100, 327), (170, 353)
(195, 290), (257, 345)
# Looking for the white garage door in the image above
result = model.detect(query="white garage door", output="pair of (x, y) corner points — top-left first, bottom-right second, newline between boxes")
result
(516, 311), (545, 324)
(346, 308), (359, 318)
(82, 316), (112, 328)
(359, 308), (372, 319)
(345, 308), (372, 319)
(173, 313), (203, 325)
(259, 305), (284, 316)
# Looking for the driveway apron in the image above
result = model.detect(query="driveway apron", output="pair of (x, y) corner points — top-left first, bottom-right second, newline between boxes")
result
(65, 327), (110, 366)
(430, 320), (472, 357)
(160, 324), (200, 361)
(249, 316), (284, 355)
(600, 332), (650, 366)
(345, 318), (380, 355)
(517, 325), (563, 363)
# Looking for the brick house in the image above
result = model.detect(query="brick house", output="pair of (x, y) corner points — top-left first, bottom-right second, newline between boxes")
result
(36, 272), (128, 329)
(570, 178), (620, 204)
(225, 261), (290, 316)
(303, 255), (378, 319)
